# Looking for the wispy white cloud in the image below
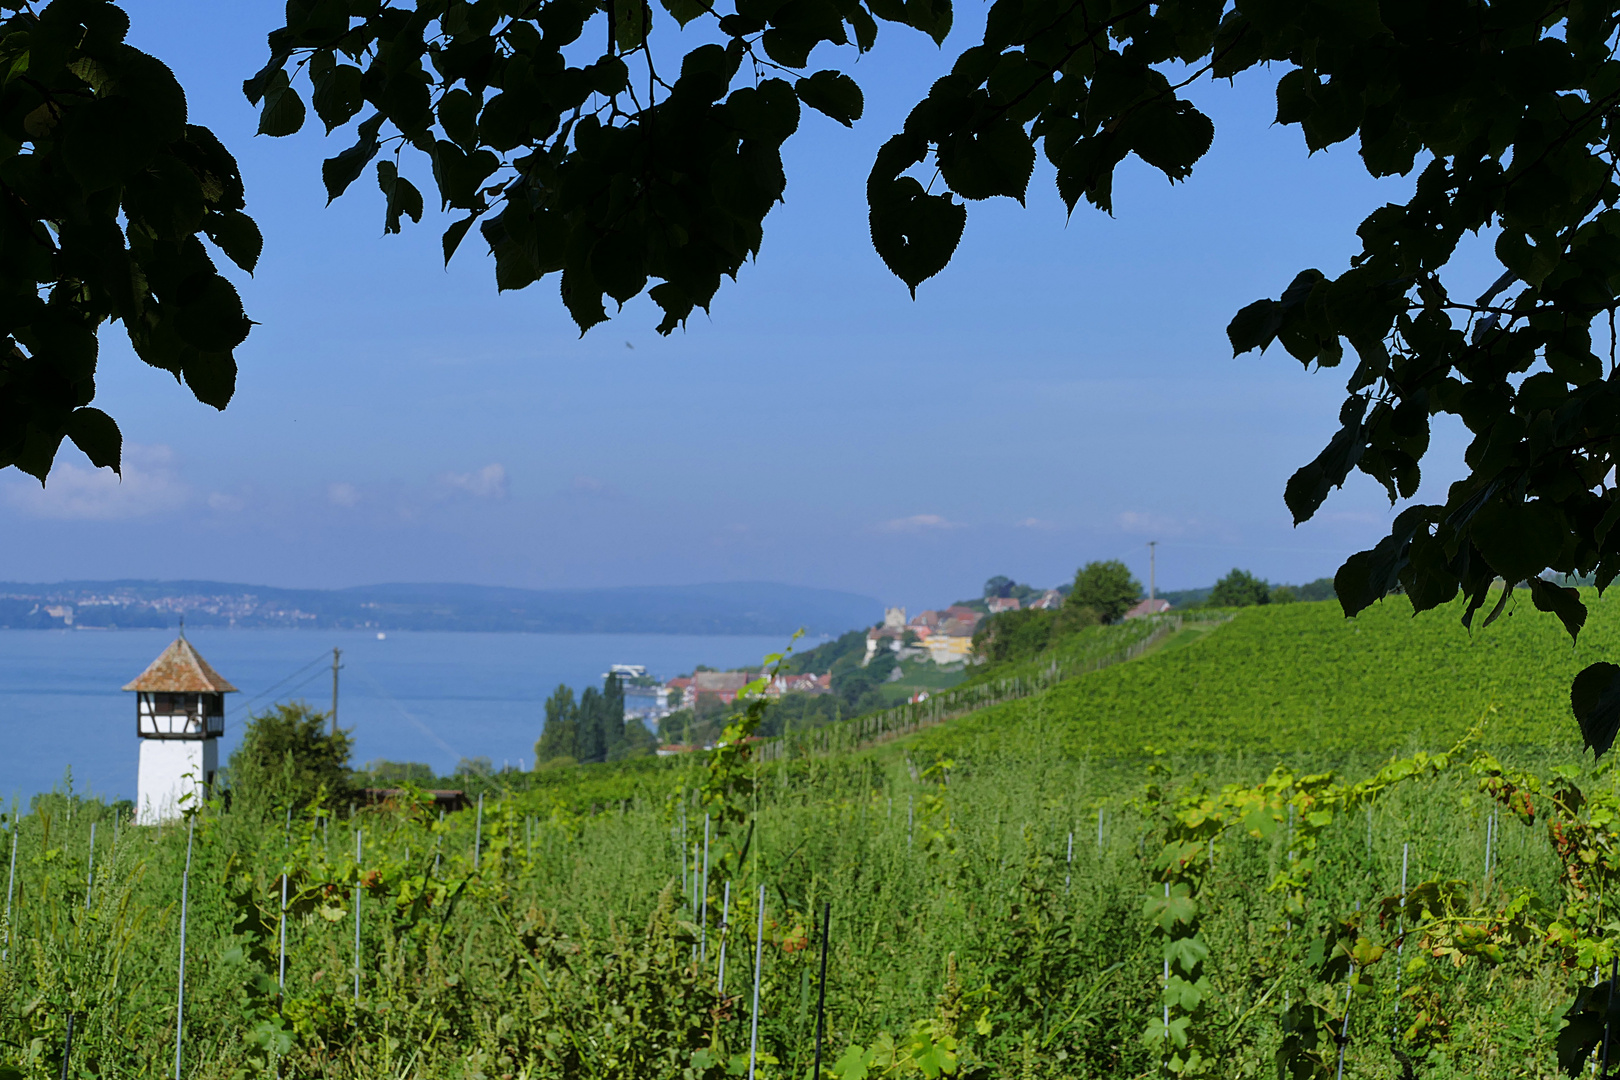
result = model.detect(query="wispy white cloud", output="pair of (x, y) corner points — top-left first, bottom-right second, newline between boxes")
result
(5, 444), (191, 520)
(1015, 517), (1055, 530)
(878, 513), (960, 533)
(207, 492), (246, 513)
(328, 482), (361, 508)
(442, 463), (507, 499)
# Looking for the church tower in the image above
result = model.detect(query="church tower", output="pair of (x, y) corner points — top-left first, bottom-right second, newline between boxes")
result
(123, 634), (236, 824)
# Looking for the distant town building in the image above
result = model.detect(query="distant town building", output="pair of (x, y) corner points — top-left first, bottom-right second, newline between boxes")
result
(908, 610), (942, 634)
(766, 673), (832, 697)
(1124, 598), (1173, 619)
(692, 671), (753, 704)
(987, 597), (1022, 613)
(883, 606), (907, 629)
(1029, 590), (1063, 610)
(124, 635), (236, 824)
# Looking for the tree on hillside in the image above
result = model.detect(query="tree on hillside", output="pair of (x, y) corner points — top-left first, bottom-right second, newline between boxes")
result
(19, 4), (1620, 749)
(983, 576), (1016, 600)
(984, 576), (1038, 602)
(534, 684), (580, 764)
(228, 702), (352, 813)
(973, 608), (1056, 664)
(1066, 561), (1141, 625)
(575, 685), (609, 764)
(1210, 569), (1270, 608)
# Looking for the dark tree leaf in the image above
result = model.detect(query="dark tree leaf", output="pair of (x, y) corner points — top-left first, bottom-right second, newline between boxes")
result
(443, 215), (478, 266)
(1228, 298), (1282, 354)
(937, 118), (1035, 203)
(869, 177), (966, 296)
(182, 351), (237, 410)
(174, 275), (251, 353)
(1572, 663), (1620, 758)
(65, 407), (121, 472)
(795, 70), (864, 127)
(1120, 100), (1214, 181)
(377, 163), (425, 235)
(257, 70), (307, 137)
(1529, 576), (1586, 641)
(321, 114), (385, 203)
(312, 64), (364, 133)
(201, 209), (264, 273)
(1469, 500), (1565, 586)
(1284, 410), (1366, 524)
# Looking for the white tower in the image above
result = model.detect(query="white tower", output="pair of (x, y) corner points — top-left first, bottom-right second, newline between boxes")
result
(123, 635), (236, 824)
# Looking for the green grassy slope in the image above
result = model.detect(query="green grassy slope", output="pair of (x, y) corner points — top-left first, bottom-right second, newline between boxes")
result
(915, 591), (1620, 759)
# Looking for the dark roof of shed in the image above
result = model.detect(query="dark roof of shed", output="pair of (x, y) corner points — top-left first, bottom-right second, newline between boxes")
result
(122, 637), (238, 693)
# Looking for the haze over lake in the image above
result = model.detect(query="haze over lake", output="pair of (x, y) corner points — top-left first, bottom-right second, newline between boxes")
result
(3, 628), (801, 804)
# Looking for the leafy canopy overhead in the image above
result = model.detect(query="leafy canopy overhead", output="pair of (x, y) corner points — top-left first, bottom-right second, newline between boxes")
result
(0, 0), (258, 482)
(11, 0), (1620, 746)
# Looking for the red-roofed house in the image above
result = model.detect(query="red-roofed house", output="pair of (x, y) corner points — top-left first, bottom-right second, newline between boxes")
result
(1124, 598), (1172, 619)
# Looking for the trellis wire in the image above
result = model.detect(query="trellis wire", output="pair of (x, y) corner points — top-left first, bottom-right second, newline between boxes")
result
(748, 884), (766, 1080)
(174, 815), (195, 1080)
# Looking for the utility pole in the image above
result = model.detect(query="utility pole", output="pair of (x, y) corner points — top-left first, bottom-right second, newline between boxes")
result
(331, 647), (343, 736)
(1148, 541), (1157, 601)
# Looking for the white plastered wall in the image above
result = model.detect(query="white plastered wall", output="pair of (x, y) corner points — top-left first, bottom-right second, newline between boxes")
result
(136, 739), (216, 825)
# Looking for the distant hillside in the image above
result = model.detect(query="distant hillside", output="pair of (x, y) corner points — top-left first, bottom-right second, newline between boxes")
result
(0, 580), (881, 636)
(915, 593), (1610, 760)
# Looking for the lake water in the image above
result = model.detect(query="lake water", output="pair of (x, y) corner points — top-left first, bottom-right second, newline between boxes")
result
(0, 628), (795, 805)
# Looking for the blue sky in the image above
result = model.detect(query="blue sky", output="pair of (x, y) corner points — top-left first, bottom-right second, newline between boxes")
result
(0, 2), (1494, 611)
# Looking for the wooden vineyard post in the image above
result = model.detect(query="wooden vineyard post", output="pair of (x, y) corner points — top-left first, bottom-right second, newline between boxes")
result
(473, 793), (483, 871)
(1603, 955), (1618, 1079)
(4, 826), (15, 962)
(1391, 843), (1409, 1040)
(700, 815), (711, 962)
(84, 822), (95, 909)
(174, 816), (195, 1080)
(354, 828), (363, 1005)
(278, 870), (288, 992)
(812, 901), (832, 1080)
(717, 881), (731, 995)
(59, 1012), (74, 1080)
(748, 884), (766, 1080)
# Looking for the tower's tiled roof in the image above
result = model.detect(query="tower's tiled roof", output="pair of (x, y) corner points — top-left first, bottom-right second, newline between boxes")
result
(122, 638), (238, 693)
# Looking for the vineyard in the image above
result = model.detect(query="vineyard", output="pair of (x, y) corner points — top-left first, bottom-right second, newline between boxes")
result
(7, 595), (1620, 1079)
(916, 593), (1620, 762)
(3, 736), (1619, 1079)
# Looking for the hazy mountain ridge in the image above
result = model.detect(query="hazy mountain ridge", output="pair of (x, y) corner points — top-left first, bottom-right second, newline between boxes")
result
(0, 580), (881, 636)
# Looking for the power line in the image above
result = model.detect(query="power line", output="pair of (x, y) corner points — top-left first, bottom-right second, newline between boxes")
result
(345, 660), (462, 763)
(238, 651), (335, 713)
